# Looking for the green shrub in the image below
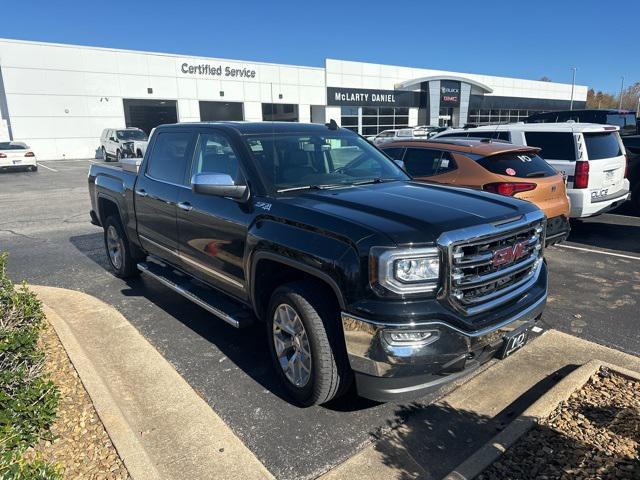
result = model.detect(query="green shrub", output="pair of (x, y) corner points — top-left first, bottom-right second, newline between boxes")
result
(0, 253), (61, 479)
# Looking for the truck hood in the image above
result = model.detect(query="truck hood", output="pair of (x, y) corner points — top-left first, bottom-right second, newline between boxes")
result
(285, 181), (538, 245)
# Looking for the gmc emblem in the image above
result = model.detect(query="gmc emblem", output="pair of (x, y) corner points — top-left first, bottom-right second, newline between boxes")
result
(492, 241), (527, 267)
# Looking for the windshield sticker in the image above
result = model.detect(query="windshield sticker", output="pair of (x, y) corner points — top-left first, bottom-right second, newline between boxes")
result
(506, 168), (516, 176)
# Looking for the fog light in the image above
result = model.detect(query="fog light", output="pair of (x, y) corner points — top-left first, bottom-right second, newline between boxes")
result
(383, 329), (439, 346)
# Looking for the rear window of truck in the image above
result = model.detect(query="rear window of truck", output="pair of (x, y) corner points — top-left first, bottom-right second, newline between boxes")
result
(583, 132), (622, 160)
(477, 152), (557, 178)
(523, 132), (576, 160)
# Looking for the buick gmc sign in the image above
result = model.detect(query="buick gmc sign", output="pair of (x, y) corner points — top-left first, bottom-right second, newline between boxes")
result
(440, 80), (461, 107)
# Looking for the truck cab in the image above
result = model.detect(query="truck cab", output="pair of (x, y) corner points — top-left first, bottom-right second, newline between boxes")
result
(89, 121), (548, 406)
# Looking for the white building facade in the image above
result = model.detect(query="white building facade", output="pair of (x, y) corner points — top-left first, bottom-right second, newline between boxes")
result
(0, 38), (588, 160)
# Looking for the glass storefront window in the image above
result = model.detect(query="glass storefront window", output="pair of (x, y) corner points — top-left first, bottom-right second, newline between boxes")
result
(341, 107), (412, 134)
(341, 107), (358, 116)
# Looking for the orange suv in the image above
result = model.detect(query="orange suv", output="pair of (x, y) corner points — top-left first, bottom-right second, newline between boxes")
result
(381, 138), (570, 245)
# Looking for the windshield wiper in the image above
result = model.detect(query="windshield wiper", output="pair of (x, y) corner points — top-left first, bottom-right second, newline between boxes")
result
(525, 171), (547, 178)
(277, 184), (343, 193)
(350, 177), (397, 186)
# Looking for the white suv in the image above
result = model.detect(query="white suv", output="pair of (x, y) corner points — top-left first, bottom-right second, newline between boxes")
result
(370, 127), (434, 146)
(434, 123), (630, 218)
(100, 128), (148, 162)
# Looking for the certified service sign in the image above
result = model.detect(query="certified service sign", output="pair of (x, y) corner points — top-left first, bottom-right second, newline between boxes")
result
(179, 62), (257, 79)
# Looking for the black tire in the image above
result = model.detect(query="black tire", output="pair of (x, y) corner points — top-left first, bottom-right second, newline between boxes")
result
(29, 165), (37, 172)
(102, 147), (109, 162)
(103, 216), (140, 278)
(116, 149), (122, 162)
(266, 281), (352, 406)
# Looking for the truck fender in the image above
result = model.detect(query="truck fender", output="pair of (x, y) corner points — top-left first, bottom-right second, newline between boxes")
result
(246, 220), (360, 316)
(250, 251), (347, 311)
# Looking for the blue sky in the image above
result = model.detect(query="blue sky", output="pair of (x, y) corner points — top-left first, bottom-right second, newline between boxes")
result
(2, 0), (636, 92)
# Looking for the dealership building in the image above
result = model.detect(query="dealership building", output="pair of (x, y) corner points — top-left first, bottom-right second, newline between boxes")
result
(0, 38), (588, 160)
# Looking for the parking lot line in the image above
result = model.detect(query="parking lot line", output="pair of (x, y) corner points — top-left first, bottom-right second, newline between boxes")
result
(38, 163), (58, 172)
(556, 243), (640, 261)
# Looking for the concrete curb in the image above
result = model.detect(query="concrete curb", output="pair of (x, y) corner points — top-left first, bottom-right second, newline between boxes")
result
(443, 360), (640, 480)
(32, 285), (274, 480)
(42, 305), (161, 479)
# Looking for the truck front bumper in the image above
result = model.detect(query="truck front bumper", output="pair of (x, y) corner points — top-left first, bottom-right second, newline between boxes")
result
(341, 281), (546, 402)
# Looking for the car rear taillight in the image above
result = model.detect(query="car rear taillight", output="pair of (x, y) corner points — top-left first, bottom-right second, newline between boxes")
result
(0, 153), (6, 158)
(574, 160), (590, 189)
(24, 151), (35, 157)
(624, 154), (629, 179)
(483, 182), (537, 196)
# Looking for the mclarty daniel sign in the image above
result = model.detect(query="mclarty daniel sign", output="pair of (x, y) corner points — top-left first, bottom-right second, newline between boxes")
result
(327, 87), (421, 107)
(180, 62), (257, 79)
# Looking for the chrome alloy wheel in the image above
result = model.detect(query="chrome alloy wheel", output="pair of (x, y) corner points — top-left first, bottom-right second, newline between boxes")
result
(106, 225), (123, 270)
(272, 304), (312, 387)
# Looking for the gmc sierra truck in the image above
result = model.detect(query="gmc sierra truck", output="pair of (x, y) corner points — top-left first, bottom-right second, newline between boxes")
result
(88, 121), (548, 406)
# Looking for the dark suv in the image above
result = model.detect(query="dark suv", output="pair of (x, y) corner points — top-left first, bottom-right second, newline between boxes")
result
(88, 121), (548, 405)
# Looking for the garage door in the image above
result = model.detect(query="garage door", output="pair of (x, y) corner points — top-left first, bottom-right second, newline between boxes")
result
(123, 99), (178, 135)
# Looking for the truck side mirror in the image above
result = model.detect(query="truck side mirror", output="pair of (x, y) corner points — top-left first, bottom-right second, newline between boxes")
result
(191, 173), (247, 200)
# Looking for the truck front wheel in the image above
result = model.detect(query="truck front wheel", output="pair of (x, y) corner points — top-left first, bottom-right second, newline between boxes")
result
(266, 281), (351, 406)
(103, 216), (140, 278)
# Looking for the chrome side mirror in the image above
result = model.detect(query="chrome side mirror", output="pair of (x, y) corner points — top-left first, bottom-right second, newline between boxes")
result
(191, 173), (247, 199)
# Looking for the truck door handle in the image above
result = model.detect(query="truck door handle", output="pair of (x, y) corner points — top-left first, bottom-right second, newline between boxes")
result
(178, 201), (193, 212)
(135, 189), (147, 197)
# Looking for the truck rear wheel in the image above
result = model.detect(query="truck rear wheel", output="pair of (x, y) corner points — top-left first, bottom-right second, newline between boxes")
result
(103, 216), (140, 278)
(266, 281), (351, 406)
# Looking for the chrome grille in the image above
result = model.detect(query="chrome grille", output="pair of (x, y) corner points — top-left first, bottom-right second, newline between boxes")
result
(448, 221), (545, 315)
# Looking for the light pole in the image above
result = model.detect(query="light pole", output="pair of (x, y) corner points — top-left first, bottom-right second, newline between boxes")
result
(569, 67), (577, 110)
(618, 76), (625, 109)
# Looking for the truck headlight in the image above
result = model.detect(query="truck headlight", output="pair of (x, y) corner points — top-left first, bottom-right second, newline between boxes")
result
(371, 247), (440, 295)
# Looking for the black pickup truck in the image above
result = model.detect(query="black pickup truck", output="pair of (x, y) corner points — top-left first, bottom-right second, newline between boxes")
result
(88, 121), (548, 406)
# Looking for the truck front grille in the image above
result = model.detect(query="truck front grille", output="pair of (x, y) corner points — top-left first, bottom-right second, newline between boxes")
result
(448, 221), (544, 316)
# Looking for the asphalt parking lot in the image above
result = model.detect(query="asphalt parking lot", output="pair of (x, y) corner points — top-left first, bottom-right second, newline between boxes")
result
(1, 159), (639, 479)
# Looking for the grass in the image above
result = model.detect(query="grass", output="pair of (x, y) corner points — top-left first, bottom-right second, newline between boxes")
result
(0, 253), (61, 479)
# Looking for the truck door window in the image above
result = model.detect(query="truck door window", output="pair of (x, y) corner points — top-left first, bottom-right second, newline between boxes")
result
(146, 131), (196, 185)
(192, 133), (242, 182)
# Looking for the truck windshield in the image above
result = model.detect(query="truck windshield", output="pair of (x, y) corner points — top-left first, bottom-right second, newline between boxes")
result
(117, 130), (148, 141)
(244, 133), (409, 192)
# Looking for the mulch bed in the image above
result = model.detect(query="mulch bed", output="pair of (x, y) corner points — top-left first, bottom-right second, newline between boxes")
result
(24, 320), (130, 479)
(478, 368), (639, 480)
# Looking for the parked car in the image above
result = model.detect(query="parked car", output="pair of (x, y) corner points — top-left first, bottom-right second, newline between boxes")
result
(526, 109), (638, 136)
(525, 110), (640, 213)
(371, 127), (431, 146)
(434, 123), (630, 218)
(100, 127), (148, 162)
(0, 141), (37, 172)
(88, 121), (548, 406)
(381, 138), (571, 245)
